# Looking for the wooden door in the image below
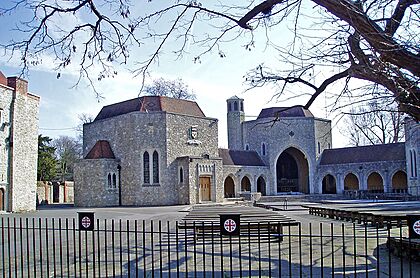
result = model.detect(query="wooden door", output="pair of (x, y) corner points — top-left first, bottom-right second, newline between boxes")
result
(199, 177), (211, 201)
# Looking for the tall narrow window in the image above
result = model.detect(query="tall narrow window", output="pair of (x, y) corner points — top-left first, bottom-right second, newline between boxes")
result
(262, 143), (266, 156)
(107, 173), (112, 188)
(411, 150), (414, 177)
(153, 151), (159, 184)
(112, 173), (117, 188)
(179, 167), (184, 183)
(143, 151), (150, 184)
(414, 150), (418, 177)
(240, 102), (244, 112)
(318, 142), (321, 154)
(234, 101), (238, 111)
(245, 144), (249, 151)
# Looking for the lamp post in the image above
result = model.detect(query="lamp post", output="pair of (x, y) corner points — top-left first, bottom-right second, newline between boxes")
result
(117, 164), (122, 206)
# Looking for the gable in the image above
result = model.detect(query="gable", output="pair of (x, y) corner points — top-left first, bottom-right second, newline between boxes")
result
(85, 140), (115, 159)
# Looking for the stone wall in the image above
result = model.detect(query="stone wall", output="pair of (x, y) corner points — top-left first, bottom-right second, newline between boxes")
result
(314, 118), (332, 160)
(0, 84), (13, 210)
(78, 111), (222, 206)
(405, 118), (420, 195)
(317, 160), (406, 193)
(74, 158), (120, 207)
(221, 165), (271, 196)
(0, 78), (39, 212)
(242, 117), (318, 194)
(10, 79), (39, 212)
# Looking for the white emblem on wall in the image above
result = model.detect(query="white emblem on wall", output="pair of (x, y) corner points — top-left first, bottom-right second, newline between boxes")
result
(187, 125), (202, 145)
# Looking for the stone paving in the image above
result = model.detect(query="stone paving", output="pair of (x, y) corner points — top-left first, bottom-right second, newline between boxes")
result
(0, 200), (419, 277)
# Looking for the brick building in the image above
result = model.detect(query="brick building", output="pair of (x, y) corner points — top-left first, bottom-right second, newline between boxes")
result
(74, 95), (418, 207)
(0, 71), (40, 212)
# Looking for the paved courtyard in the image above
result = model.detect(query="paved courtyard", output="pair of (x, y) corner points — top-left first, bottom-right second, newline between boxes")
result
(1, 200), (419, 277)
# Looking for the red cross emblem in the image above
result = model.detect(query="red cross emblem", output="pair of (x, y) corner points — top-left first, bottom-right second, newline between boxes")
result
(414, 220), (420, 235)
(81, 216), (91, 229)
(224, 219), (237, 233)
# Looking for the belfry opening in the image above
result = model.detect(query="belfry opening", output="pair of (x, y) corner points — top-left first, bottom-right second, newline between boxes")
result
(276, 147), (309, 193)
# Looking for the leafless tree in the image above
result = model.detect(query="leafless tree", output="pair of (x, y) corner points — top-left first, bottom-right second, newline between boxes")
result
(143, 78), (196, 100)
(343, 100), (404, 146)
(75, 113), (95, 142)
(52, 135), (82, 181)
(1, 1), (418, 119)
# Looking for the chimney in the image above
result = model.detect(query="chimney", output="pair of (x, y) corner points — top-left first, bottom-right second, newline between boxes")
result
(7, 76), (28, 96)
(0, 71), (7, 86)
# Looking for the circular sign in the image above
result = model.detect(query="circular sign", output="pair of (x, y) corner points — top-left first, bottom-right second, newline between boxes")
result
(413, 220), (420, 235)
(81, 216), (91, 229)
(224, 219), (237, 233)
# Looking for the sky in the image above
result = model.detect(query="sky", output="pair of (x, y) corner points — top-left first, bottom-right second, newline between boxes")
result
(0, 0), (349, 148)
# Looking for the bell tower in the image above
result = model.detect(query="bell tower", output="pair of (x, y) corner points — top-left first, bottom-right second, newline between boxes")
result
(227, 96), (245, 150)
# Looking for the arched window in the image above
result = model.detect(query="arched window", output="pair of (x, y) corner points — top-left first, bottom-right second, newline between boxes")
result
(262, 143), (266, 156)
(143, 151), (150, 184)
(107, 173), (112, 188)
(234, 101), (238, 111)
(227, 102), (232, 112)
(179, 167), (184, 183)
(153, 151), (159, 184)
(240, 102), (244, 112)
(245, 144), (249, 151)
(112, 173), (117, 188)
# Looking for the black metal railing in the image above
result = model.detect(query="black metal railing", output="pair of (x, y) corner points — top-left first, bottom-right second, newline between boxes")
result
(0, 217), (418, 277)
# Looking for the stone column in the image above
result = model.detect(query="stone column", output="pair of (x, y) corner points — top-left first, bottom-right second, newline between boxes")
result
(336, 173), (344, 194)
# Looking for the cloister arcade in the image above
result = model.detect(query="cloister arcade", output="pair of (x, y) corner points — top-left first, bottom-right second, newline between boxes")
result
(320, 169), (408, 194)
(223, 173), (269, 198)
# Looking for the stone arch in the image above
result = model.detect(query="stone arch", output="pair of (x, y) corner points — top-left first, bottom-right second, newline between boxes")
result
(257, 176), (266, 196)
(391, 170), (407, 192)
(344, 173), (359, 190)
(241, 176), (251, 192)
(0, 188), (4, 211)
(224, 176), (235, 198)
(367, 172), (384, 192)
(322, 174), (337, 194)
(276, 147), (309, 193)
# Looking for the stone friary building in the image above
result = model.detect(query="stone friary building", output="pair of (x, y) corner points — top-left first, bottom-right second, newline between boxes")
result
(74, 96), (419, 207)
(0, 72), (40, 212)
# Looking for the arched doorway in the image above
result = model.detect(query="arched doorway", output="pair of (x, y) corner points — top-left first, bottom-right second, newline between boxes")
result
(322, 174), (336, 194)
(276, 147), (309, 193)
(0, 188), (4, 211)
(224, 176), (235, 198)
(392, 171), (407, 193)
(367, 172), (384, 192)
(257, 176), (266, 196)
(241, 176), (251, 192)
(344, 173), (359, 190)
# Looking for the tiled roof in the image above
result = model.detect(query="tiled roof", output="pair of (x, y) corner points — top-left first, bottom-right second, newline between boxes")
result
(94, 96), (205, 121)
(319, 143), (406, 165)
(228, 95), (243, 100)
(257, 107), (313, 119)
(85, 140), (115, 159)
(218, 148), (266, 166)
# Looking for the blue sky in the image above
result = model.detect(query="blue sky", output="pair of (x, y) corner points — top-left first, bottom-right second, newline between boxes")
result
(0, 1), (348, 148)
